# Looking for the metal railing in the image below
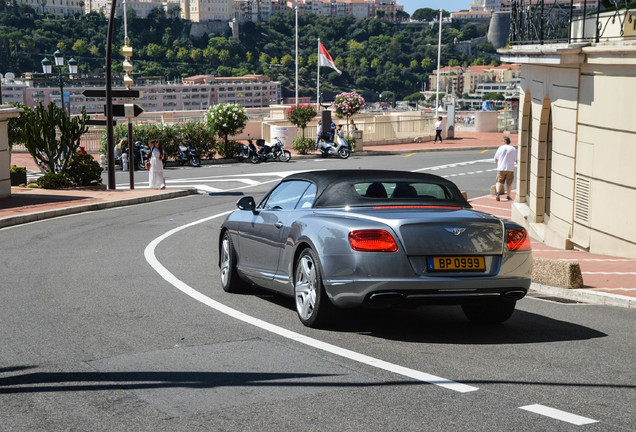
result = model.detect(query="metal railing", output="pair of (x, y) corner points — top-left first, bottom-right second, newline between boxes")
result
(509, 0), (636, 44)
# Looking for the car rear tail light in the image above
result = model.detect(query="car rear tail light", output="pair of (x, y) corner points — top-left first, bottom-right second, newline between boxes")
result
(349, 229), (398, 252)
(507, 228), (531, 251)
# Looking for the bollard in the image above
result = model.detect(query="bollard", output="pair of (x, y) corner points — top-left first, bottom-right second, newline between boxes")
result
(100, 154), (106, 168)
(121, 153), (128, 172)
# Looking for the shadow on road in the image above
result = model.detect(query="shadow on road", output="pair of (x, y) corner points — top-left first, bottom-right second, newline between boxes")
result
(253, 288), (607, 345)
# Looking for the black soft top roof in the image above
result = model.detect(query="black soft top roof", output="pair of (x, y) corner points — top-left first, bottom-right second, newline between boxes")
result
(283, 170), (471, 208)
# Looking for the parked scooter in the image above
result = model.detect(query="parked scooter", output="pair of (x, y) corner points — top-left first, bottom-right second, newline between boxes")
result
(318, 129), (350, 159)
(176, 140), (200, 167)
(256, 137), (292, 162)
(237, 135), (260, 164)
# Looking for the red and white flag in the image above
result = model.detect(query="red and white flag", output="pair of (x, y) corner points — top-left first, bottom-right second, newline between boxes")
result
(318, 42), (342, 75)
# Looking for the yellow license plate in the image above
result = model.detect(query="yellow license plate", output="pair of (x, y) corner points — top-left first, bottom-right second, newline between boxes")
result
(429, 256), (486, 272)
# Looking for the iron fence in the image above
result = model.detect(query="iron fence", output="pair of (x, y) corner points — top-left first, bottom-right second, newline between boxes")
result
(509, 0), (636, 44)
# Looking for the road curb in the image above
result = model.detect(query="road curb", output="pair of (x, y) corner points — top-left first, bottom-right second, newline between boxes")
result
(0, 189), (197, 229)
(530, 283), (635, 309)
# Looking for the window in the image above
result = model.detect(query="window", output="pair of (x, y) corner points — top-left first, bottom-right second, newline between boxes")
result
(259, 181), (313, 210)
(354, 182), (452, 200)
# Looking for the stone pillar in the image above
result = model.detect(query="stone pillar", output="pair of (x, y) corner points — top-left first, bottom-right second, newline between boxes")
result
(0, 106), (24, 198)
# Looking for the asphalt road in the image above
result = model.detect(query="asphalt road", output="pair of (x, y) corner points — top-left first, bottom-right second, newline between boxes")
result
(2, 153), (634, 431)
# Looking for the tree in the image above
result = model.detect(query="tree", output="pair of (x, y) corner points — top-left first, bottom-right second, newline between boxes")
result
(206, 103), (248, 158)
(333, 91), (365, 133)
(22, 102), (89, 174)
(286, 104), (316, 138)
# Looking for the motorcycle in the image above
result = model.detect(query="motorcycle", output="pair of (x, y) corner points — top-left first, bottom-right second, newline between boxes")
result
(237, 136), (259, 164)
(176, 140), (200, 167)
(133, 141), (151, 171)
(256, 137), (292, 162)
(318, 130), (350, 159)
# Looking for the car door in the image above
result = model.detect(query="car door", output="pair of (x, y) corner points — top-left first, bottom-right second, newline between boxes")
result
(239, 180), (312, 286)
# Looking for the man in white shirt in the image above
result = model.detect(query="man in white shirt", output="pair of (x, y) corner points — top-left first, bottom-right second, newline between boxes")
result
(494, 136), (517, 201)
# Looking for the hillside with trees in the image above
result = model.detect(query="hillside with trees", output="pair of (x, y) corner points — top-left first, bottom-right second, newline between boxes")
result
(0, 5), (497, 101)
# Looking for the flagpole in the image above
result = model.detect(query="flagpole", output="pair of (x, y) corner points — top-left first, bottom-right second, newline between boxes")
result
(316, 38), (320, 112)
(435, 9), (442, 117)
(295, 5), (298, 105)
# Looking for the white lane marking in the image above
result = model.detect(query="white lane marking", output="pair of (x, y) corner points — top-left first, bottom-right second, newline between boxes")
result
(413, 158), (494, 173)
(192, 185), (225, 193)
(144, 212), (479, 394)
(519, 404), (598, 425)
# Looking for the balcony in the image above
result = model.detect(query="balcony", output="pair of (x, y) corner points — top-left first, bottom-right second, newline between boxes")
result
(509, 0), (636, 45)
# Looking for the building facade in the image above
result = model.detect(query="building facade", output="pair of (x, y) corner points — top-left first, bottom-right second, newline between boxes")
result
(4, 74), (281, 115)
(500, 3), (636, 258)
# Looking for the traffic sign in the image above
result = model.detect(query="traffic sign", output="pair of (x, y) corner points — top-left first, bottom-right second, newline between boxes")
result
(83, 89), (142, 98)
(85, 119), (117, 126)
(107, 103), (144, 118)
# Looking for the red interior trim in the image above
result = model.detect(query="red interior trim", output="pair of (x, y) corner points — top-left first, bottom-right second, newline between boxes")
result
(372, 205), (462, 210)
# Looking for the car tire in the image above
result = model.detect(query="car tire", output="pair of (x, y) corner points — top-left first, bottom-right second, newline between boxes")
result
(220, 231), (250, 293)
(461, 298), (516, 324)
(294, 249), (335, 328)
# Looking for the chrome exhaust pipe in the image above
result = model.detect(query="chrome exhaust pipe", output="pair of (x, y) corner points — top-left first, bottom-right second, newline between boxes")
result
(369, 292), (404, 302)
(503, 290), (526, 300)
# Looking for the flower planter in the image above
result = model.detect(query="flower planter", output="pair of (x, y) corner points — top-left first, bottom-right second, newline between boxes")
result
(10, 171), (27, 186)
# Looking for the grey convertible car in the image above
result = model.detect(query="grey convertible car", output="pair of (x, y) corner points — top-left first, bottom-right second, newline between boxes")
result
(219, 170), (532, 328)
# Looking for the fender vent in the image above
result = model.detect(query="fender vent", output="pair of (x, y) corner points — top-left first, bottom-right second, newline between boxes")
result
(574, 177), (591, 224)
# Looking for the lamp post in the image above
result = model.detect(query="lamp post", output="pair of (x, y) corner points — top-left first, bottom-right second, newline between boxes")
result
(41, 49), (78, 116)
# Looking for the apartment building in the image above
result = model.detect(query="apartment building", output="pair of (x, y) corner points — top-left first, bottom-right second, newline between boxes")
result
(208, 0), (401, 22)
(450, 10), (492, 23)
(19, 0), (84, 17)
(429, 64), (520, 95)
(428, 66), (464, 94)
(84, 0), (180, 17)
(4, 73), (280, 116)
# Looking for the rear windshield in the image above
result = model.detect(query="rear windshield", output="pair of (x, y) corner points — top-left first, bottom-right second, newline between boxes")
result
(354, 181), (453, 200)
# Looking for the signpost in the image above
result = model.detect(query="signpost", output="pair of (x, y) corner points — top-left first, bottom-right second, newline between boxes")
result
(82, 89), (142, 99)
(106, 103), (144, 118)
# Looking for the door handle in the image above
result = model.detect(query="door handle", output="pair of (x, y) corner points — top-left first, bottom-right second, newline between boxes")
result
(275, 221), (284, 229)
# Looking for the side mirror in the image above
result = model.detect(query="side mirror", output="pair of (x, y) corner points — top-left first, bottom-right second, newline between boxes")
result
(237, 196), (256, 212)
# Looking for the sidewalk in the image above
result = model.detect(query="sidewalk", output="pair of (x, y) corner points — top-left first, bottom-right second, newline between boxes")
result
(4, 131), (634, 309)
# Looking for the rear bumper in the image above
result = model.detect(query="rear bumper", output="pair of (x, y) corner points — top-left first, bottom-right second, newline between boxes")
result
(324, 276), (532, 308)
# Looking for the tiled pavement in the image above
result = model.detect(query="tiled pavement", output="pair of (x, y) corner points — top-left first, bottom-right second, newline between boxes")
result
(3, 130), (634, 308)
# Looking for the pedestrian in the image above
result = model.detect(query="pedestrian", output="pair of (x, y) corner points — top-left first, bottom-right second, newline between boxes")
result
(494, 136), (517, 201)
(148, 139), (165, 190)
(315, 120), (322, 151)
(349, 118), (357, 133)
(434, 116), (443, 143)
(328, 121), (336, 142)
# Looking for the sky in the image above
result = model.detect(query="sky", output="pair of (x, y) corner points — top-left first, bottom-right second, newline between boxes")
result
(399, 0), (473, 14)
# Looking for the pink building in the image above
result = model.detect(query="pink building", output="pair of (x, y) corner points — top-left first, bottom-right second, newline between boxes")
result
(6, 74), (281, 116)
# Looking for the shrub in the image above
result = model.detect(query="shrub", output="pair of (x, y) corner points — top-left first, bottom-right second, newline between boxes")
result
(206, 103), (248, 158)
(292, 137), (315, 155)
(36, 172), (73, 189)
(286, 104), (317, 138)
(10, 166), (27, 174)
(345, 135), (357, 152)
(217, 140), (240, 159)
(66, 152), (103, 186)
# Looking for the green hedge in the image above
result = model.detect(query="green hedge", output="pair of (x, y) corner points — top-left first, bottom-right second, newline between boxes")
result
(99, 122), (219, 160)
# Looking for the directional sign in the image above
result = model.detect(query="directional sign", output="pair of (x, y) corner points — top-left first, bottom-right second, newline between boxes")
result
(107, 103), (144, 118)
(85, 119), (117, 126)
(83, 89), (143, 98)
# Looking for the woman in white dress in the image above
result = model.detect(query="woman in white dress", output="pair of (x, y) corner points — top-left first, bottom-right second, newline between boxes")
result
(148, 139), (165, 189)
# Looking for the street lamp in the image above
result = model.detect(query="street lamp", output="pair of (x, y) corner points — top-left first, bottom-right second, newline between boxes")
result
(41, 50), (78, 115)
